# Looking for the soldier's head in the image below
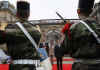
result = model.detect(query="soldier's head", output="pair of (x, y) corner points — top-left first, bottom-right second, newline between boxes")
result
(17, 0), (30, 22)
(77, 0), (95, 19)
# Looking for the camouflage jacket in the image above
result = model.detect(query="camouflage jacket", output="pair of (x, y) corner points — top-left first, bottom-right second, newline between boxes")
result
(62, 19), (100, 59)
(5, 23), (41, 60)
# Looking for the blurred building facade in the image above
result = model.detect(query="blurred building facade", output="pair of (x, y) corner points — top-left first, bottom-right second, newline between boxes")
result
(0, 1), (17, 30)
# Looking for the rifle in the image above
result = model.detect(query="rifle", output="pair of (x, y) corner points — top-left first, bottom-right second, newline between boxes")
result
(56, 12), (67, 23)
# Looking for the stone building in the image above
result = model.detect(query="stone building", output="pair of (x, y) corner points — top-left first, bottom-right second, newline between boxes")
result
(0, 1), (16, 30)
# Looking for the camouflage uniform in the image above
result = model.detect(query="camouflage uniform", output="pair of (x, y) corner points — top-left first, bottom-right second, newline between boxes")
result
(2, 23), (41, 70)
(62, 19), (100, 70)
(62, 0), (100, 70)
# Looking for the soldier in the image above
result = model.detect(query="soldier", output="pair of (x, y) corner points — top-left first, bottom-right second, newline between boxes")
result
(61, 0), (100, 70)
(6, 23), (41, 70)
(0, 1), (41, 70)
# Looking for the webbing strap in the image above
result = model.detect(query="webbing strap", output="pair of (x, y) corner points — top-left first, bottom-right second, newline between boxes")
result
(16, 22), (38, 51)
(80, 20), (100, 44)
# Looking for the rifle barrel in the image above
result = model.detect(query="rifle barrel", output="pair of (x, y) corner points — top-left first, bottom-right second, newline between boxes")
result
(56, 12), (66, 23)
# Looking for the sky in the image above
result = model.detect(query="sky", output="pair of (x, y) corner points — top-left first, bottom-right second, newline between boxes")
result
(0, 0), (100, 20)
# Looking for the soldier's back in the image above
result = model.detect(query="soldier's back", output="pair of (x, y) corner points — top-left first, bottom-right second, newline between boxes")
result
(69, 20), (100, 59)
(5, 23), (41, 60)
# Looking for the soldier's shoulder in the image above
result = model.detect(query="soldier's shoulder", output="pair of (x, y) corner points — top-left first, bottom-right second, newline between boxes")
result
(5, 24), (18, 33)
(70, 20), (87, 34)
(6, 24), (18, 29)
(70, 20), (81, 30)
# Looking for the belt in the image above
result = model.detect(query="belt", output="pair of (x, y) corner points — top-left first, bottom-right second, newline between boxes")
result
(74, 59), (100, 64)
(13, 59), (40, 66)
